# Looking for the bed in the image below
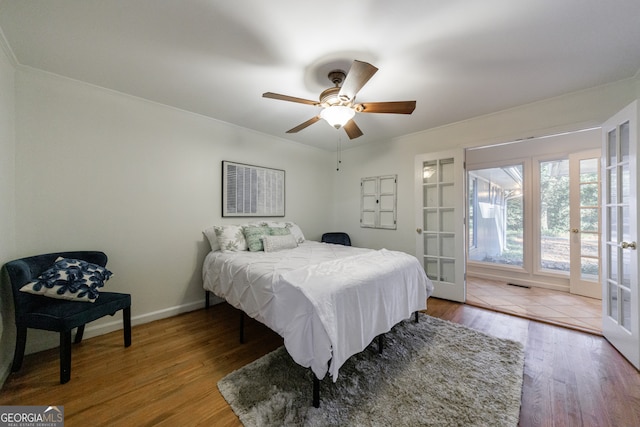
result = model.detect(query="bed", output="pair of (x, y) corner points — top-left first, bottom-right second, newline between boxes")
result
(202, 224), (434, 406)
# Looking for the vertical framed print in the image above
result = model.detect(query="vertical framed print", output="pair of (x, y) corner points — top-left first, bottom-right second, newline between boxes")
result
(222, 161), (285, 217)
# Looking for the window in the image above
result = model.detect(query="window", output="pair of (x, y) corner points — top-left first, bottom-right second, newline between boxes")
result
(539, 159), (570, 273)
(467, 164), (524, 266)
(465, 128), (601, 292)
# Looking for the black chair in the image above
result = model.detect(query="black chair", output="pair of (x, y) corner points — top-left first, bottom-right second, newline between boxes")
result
(3, 251), (131, 384)
(321, 232), (351, 246)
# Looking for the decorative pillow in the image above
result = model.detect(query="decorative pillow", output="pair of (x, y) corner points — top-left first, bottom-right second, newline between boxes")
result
(214, 225), (247, 252)
(262, 234), (298, 252)
(268, 227), (291, 236)
(255, 221), (284, 228)
(243, 225), (270, 252)
(202, 226), (220, 252)
(284, 222), (305, 243)
(20, 257), (113, 302)
(250, 221), (272, 227)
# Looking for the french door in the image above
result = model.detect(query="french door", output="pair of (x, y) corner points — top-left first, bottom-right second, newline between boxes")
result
(569, 149), (601, 298)
(415, 149), (466, 302)
(602, 100), (639, 369)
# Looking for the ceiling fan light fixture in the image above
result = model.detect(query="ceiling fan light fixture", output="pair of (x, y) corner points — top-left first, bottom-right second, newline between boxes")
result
(320, 105), (355, 129)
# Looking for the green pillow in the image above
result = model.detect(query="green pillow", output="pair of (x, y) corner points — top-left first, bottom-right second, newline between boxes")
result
(243, 226), (270, 251)
(269, 227), (292, 236)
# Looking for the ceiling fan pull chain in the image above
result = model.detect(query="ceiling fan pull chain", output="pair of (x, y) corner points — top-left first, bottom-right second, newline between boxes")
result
(336, 134), (342, 171)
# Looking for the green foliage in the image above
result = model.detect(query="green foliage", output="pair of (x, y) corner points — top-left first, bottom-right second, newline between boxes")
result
(540, 163), (570, 234)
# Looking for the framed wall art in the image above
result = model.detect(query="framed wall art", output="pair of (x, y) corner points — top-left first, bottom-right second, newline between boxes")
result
(222, 161), (285, 217)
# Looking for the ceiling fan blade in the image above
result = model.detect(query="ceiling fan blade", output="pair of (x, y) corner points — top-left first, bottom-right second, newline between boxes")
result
(343, 119), (363, 139)
(358, 101), (416, 114)
(286, 115), (321, 133)
(338, 60), (378, 101)
(263, 92), (319, 106)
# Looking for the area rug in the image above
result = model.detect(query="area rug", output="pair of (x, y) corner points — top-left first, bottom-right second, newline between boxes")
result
(218, 313), (525, 426)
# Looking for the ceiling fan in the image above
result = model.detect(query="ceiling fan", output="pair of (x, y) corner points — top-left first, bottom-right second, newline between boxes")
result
(263, 60), (416, 140)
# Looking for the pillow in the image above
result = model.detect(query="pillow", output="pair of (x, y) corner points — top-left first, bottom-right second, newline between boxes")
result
(214, 225), (247, 252)
(262, 234), (298, 252)
(20, 257), (113, 302)
(243, 225), (270, 252)
(256, 221), (284, 228)
(202, 226), (220, 252)
(284, 222), (305, 243)
(268, 227), (291, 236)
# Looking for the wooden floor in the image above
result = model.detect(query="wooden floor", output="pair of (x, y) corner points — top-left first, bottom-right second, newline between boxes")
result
(1, 299), (639, 426)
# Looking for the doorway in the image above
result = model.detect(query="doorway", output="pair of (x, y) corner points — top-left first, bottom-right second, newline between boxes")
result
(464, 129), (602, 332)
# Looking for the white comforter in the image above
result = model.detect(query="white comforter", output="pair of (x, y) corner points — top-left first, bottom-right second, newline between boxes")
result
(202, 241), (434, 380)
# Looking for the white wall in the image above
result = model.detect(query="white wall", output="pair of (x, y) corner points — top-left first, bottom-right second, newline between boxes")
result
(8, 68), (334, 358)
(330, 77), (639, 256)
(0, 35), (16, 386)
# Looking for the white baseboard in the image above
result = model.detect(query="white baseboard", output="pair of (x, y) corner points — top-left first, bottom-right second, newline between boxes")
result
(82, 298), (207, 339)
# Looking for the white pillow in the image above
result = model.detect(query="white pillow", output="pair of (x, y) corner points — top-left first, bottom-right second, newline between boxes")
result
(284, 222), (305, 243)
(203, 226), (220, 252)
(214, 225), (248, 252)
(262, 234), (298, 252)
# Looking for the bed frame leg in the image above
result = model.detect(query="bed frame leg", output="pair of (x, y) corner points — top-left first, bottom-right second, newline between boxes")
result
(205, 291), (210, 309)
(239, 312), (245, 344)
(415, 311), (419, 323)
(313, 375), (320, 408)
(378, 334), (384, 354)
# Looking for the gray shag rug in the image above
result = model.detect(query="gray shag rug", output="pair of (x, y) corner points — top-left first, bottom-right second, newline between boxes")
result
(218, 313), (524, 426)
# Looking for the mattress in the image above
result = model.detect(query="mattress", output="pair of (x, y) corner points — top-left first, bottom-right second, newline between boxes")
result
(202, 240), (434, 380)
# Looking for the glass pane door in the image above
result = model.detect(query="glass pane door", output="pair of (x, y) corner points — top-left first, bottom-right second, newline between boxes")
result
(415, 149), (465, 302)
(606, 122), (632, 331)
(602, 100), (639, 369)
(569, 150), (601, 299)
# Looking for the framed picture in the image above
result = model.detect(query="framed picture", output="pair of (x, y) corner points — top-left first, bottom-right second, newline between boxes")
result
(222, 161), (285, 217)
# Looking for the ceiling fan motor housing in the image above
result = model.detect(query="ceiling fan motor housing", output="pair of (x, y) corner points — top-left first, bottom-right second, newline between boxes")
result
(320, 87), (342, 106)
(320, 70), (349, 106)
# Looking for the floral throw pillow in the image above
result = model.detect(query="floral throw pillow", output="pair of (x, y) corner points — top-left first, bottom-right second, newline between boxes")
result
(20, 257), (113, 302)
(283, 222), (305, 243)
(202, 226), (221, 252)
(243, 225), (270, 252)
(214, 225), (248, 252)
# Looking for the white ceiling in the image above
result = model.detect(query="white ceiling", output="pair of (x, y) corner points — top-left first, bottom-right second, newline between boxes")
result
(1, 0), (639, 151)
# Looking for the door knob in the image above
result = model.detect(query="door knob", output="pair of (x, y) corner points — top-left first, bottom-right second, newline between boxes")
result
(621, 241), (637, 250)
(571, 228), (580, 233)
(416, 228), (422, 234)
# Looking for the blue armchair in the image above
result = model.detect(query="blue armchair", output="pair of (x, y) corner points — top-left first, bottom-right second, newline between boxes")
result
(321, 232), (352, 246)
(3, 251), (131, 384)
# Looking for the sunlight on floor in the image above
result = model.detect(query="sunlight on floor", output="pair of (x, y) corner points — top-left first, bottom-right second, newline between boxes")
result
(466, 276), (602, 335)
